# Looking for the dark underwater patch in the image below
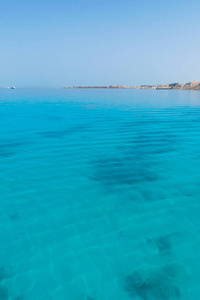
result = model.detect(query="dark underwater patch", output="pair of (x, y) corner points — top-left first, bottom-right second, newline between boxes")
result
(0, 266), (11, 300)
(146, 232), (181, 256)
(0, 285), (8, 300)
(9, 212), (20, 221)
(91, 156), (158, 189)
(127, 134), (177, 156)
(39, 124), (90, 139)
(0, 149), (15, 158)
(0, 141), (25, 158)
(39, 129), (69, 138)
(118, 122), (179, 158)
(156, 235), (172, 255)
(0, 267), (10, 283)
(124, 264), (183, 300)
(47, 116), (64, 121)
(90, 119), (179, 190)
(174, 286), (181, 298)
(0, 266), (23, 299)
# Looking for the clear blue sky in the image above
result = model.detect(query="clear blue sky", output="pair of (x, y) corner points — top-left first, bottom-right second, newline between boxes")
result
(1, 0), (200, 87)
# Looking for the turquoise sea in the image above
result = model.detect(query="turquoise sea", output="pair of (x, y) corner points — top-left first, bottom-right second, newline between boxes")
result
(0, 88), (200, 300)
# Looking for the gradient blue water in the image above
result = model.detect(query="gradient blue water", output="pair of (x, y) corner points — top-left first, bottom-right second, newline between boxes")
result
(0, 88), (200, 300)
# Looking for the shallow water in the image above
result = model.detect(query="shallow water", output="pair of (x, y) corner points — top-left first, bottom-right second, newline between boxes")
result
(0, 88), (200, 299)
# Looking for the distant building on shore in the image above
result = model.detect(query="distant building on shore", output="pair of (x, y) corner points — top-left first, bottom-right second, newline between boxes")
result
(186, 80), (200, 86)
(169, 83), (179, 87)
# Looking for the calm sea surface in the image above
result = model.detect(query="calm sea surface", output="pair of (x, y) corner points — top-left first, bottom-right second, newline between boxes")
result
(0, 88), (200, 300)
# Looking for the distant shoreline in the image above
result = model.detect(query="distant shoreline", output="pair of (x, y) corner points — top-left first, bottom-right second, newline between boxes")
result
(63, 81), (200, 91)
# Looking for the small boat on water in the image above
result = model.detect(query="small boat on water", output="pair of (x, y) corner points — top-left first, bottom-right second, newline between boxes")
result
(10, 86), (16, 89)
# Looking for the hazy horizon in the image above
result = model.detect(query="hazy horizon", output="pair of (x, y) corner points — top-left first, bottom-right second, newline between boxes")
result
(1, 0), (200, 88)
